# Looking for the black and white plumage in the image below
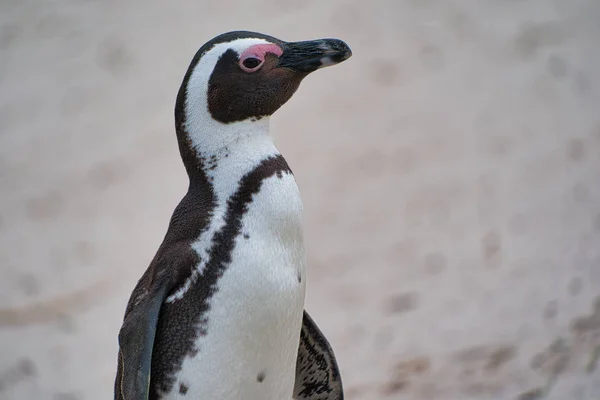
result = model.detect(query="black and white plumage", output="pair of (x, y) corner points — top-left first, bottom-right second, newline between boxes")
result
(114, 31), (351, 400)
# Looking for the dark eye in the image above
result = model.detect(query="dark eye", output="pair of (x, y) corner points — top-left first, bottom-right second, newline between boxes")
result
(242, 57), (261, 69)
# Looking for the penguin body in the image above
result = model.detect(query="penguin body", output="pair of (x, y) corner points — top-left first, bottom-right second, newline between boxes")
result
(114, 31), (351, 400)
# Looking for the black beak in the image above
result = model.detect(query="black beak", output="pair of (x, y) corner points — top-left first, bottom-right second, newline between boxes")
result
(278, 38), (352, 73)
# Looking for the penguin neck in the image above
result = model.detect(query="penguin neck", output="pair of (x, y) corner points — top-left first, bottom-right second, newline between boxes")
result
(179, 115), (283, 198)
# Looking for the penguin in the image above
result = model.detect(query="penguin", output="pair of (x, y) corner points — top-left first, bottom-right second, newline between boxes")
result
(114, 31), (351, 400)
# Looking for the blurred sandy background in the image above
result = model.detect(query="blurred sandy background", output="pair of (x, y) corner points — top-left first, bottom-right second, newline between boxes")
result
(1, 0), (600, 399)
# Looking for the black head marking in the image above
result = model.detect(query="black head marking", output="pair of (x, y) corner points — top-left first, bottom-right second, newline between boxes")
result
(174, 31), (287, 137)
(207, 48), (306, 123)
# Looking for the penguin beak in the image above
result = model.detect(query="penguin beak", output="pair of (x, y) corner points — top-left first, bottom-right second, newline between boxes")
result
(278, 38), (352, 73)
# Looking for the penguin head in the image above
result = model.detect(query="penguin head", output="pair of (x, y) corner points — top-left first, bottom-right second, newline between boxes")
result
(175, 31), (352, 134)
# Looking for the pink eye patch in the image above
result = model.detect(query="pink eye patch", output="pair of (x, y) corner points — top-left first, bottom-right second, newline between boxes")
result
(239, 43), (283, 62)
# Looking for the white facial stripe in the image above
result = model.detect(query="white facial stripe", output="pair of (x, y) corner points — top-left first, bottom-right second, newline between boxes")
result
(184, 38), (273, 157)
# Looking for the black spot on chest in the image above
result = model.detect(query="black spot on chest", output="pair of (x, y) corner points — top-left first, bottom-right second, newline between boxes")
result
(178, 382), (189, 394)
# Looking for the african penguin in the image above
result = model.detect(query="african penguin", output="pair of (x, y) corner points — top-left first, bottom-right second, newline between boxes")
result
(115, 31), (351, 400)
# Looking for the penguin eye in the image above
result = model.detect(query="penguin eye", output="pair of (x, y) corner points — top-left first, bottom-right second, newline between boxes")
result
(240, 57), (264, 72)
(243, 58), (261, 69)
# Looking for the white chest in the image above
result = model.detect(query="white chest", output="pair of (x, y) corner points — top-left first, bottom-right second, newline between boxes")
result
(164, 172), (307, 400)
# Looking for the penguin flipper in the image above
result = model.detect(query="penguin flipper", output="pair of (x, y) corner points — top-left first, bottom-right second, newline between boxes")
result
(294, 310), (344, 400)
(115, 244), (195, 400)
(116, 282), (169, 400)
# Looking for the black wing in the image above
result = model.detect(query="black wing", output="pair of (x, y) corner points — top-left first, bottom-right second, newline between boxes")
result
(294, 310), (344, 400)
(114, 244), (196, 400)
(116, 284), (168, 400)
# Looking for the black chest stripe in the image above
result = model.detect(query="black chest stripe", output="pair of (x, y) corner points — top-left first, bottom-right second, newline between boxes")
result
(197, 153), (292, 311)
(150, 154), (292, 396)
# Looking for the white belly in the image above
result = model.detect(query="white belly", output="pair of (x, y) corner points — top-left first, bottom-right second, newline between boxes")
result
(165, 173), (306, 400)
